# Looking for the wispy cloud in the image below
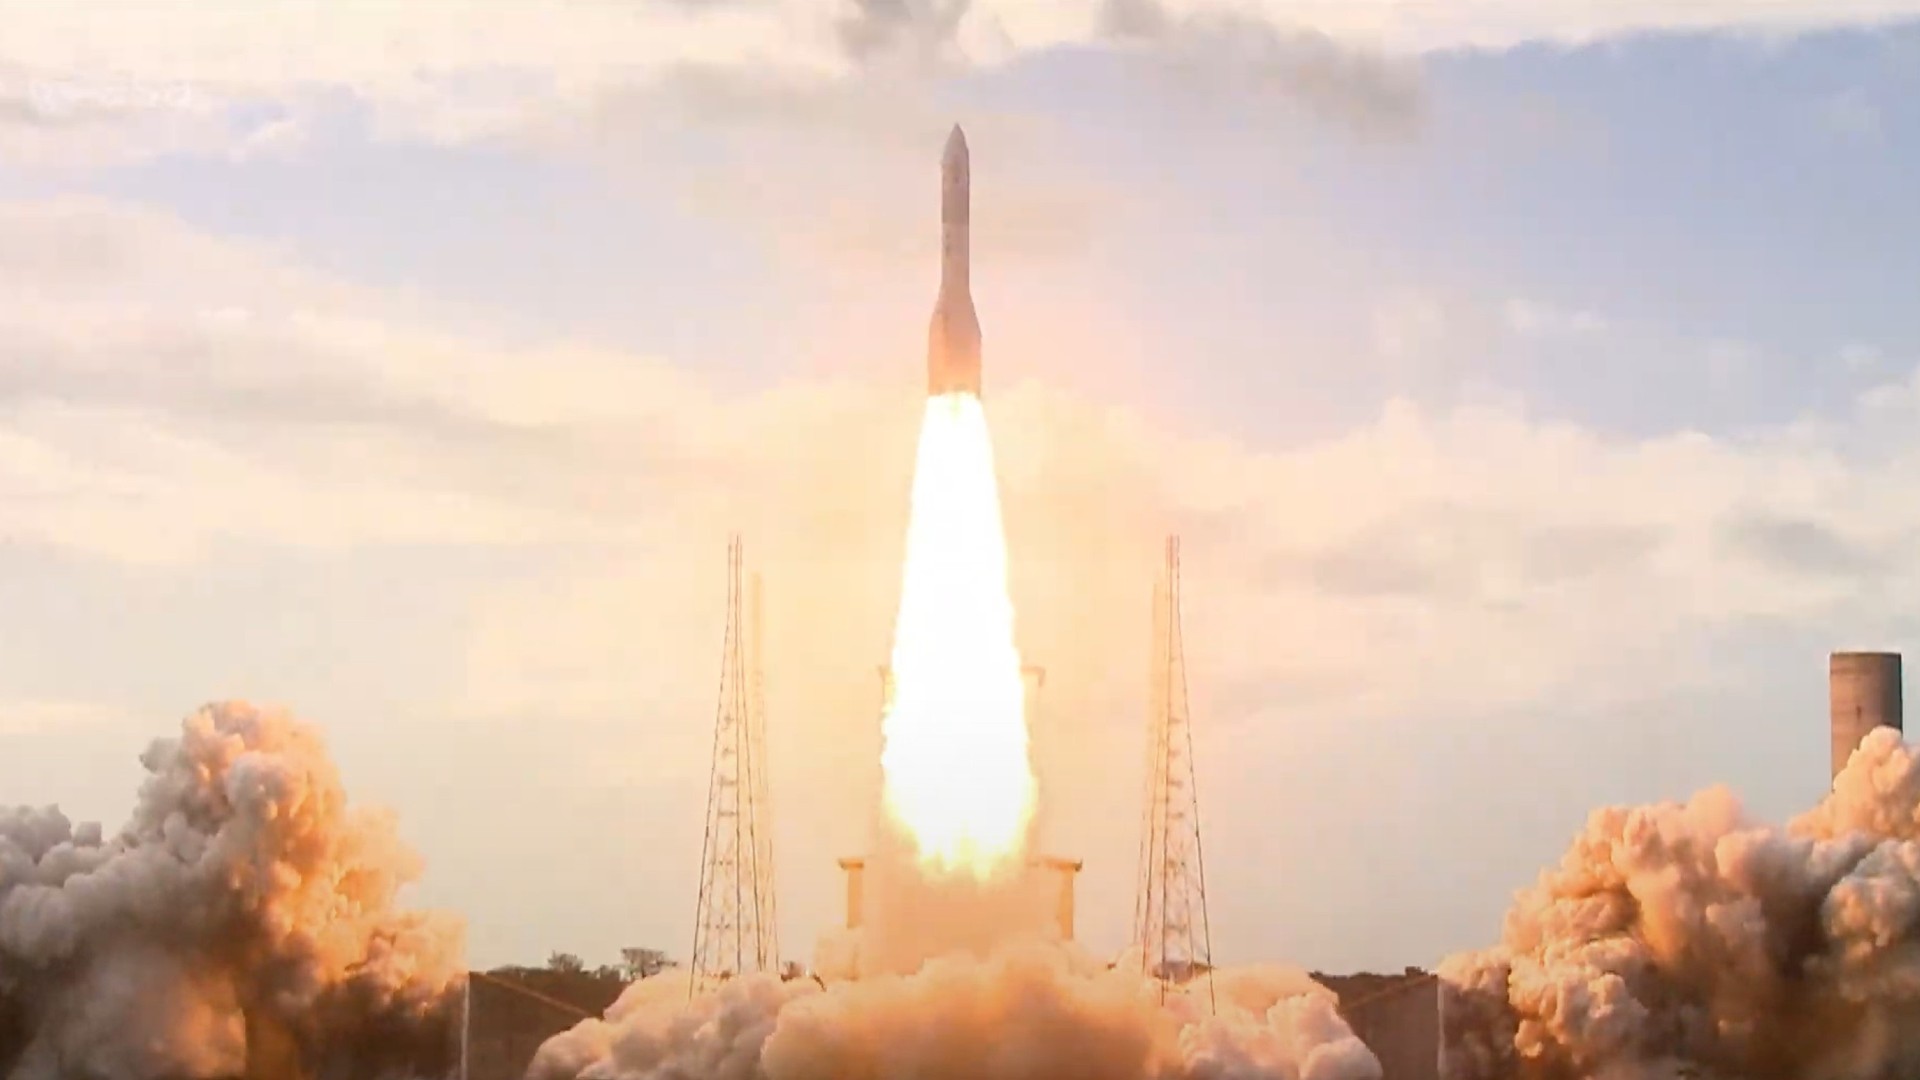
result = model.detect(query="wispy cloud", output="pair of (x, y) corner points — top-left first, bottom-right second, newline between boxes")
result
(12, 195), (1920, 699)
(2, 0), (1914, 164)
(836, 0), (976, 68)
(1098, 0), (1425, 135)
(1718, 510), (1898, 578)
(1504, 298), (1608, 338)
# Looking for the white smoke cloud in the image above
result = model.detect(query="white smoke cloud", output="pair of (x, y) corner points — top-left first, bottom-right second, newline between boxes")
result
(530, 936), (1381, 1080)
(1440, 726), (1920, 1080)
(0, 701), (465, 1079)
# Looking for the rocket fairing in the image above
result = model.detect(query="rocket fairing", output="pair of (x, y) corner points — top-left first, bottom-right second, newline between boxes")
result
(927, 124), (983, 398)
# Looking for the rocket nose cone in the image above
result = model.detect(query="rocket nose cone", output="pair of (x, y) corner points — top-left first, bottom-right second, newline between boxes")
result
(944, 124), (968, 164)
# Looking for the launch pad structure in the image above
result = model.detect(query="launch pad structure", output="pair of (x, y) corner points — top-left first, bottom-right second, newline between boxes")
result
(689, 535), (780, 995)
(1134, 536), (1217, 1009)
(835, 855), (1084, 941)
(836, 662), (1085, 945)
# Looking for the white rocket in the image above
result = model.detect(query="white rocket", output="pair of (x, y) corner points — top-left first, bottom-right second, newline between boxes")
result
(927, 124), (982, 397)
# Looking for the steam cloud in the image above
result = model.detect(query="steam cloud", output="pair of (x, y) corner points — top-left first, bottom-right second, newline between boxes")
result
(0, 701), (464, 1079)
(534, 713), (1920, 1080)
(530, 936), (1382, 1080)
(1441, 726), (1920, 1080)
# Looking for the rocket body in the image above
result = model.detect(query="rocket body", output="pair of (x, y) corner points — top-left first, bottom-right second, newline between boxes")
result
(928, 125), (983, 397)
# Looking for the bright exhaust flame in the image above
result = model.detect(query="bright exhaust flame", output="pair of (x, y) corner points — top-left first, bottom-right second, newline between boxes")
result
(881, 392), (1035, 878)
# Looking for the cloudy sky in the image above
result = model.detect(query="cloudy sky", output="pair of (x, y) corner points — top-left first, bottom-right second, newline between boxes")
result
(6, 0), (1920, 975)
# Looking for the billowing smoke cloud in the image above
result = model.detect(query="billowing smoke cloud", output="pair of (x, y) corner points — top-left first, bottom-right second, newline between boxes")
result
(530, 936), (1381, 1080)
(1441, 726), (1920, 1080)
(0, 701), (464, 1079)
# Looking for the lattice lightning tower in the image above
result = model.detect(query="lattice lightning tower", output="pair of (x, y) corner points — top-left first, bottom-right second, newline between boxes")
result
(1132, 535), (1217, 1011)
(689, 535), (779, 997)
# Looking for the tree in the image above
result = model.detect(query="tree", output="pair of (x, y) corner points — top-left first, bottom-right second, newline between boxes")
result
(620, 947), (673, 981)
(485, 959), (627, 1016)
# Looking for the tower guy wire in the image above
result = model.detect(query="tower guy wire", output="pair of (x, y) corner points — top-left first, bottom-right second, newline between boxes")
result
(1131, 534), (1217, 1012)
(689, 534), (779, 998)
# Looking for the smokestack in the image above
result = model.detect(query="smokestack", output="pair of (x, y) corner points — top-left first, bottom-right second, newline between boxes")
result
(1830, 651), (1902, 782)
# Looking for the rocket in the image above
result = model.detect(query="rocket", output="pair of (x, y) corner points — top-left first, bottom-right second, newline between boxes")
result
(927, 124), (983, 397)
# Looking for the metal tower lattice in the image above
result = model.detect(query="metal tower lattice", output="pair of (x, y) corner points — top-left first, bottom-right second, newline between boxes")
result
(690, 535), (779, 996)
(1132, 535), (1217, 1010)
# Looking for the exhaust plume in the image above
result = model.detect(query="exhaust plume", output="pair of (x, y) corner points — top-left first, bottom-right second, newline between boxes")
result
(0, 701), (464, 1080)
(859, 391), (1049, 976)
(880, 392), (1035, 880)
(1441, 726), (1920, 1080)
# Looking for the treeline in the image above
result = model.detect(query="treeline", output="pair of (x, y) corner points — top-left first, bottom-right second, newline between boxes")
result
(481, 947), (678, 1015)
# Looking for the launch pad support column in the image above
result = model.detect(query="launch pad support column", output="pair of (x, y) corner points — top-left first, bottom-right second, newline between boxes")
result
(838, 858), (866, 929)
(1831, 651), (1903, 782)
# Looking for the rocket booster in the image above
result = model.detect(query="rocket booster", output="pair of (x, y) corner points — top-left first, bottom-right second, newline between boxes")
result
(927, 124), (982, 397)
